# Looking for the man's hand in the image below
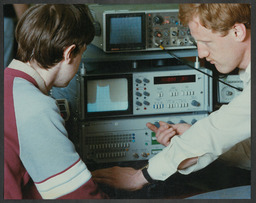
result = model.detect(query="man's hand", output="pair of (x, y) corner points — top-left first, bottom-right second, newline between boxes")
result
(146, 121), (191, 146)
(92, 166), (148, 191)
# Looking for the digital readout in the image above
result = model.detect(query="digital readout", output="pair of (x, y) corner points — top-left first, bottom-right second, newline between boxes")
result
(154, 75), (196, 84)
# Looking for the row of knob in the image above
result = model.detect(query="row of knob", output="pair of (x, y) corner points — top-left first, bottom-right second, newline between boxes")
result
(135, 78), (150, 84)
(138, 91), (192, 98)
(153, 102), (189, 109)
(133, 152), (150, 158)
(153, 100), (201, 108)
(136, 101), (150, 106)
(137, 100), (200, 109)
(168, 103), (189, 108)
(94, 152), (151, 159)
(136, 91), (150, 97)
(153, 119), (198, 127)
(157, 90), (195, 97)
(172, 91), (195, 96)
(85, 134), (135, 142)
(153, 30), (189, 38)
(95, 152), (126, 159)
(88, 143), (130, 150)
(148, 36), (191, 48)
(148, 15), (179, 25)
(137, 91), (203, 98)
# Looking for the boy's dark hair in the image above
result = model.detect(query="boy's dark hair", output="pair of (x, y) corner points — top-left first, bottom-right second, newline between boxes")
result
(16, 4), (95, 69)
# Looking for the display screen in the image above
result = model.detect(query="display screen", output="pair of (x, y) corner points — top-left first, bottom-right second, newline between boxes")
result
(109, 17), (142, 44)
(105, 13), (146, 51)
(154, 75), (196, 84)
(87, 78), (129, 113)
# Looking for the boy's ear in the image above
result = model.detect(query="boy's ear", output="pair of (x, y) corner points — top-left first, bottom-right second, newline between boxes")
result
(63, 44), (76, 63)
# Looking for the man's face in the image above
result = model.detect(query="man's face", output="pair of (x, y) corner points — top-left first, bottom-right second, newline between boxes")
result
(188, 16), (243, 74)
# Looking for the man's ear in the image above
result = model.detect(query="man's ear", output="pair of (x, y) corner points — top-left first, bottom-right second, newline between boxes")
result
(232, 23), (247, 42)
(63, 44), (76, 64)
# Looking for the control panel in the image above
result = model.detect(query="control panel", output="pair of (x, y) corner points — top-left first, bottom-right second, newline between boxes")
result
(145, 11), (194, 50)
(133, 68), (212, 115)
(80, 112), (208, 163)
(89, 4), (196, 52)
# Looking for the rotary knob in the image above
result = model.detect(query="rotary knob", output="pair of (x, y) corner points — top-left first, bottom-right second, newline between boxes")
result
(143, 101), (150, 106)
(154, 31), (162, 38)
(226, 91), (233, 96)
(143, 91), (150, 96)
(135, 78), (142, 83)
(136, 101), (142, 106)
(136, 92), (142, 97)
(141, 152), (148, 158)
(154, 122), (160, 128)
(191, 100), (201, 107)
(153, 16), (163, 24)
(143, 78), (150, 83)
(167, 121), (174, 124)
(191, 119), (197, 125)
(133, 153), (139, 158)
(179, 120), (187, 124)
(172, 31), (178, 36)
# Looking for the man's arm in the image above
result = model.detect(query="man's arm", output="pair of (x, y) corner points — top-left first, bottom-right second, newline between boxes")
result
(92, 157), (197, 191)
(92, 166), (149, 191)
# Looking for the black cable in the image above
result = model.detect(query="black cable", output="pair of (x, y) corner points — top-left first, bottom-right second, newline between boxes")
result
(156, 44), (243, 92)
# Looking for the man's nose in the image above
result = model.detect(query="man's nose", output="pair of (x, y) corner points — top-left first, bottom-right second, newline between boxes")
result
(197, 44), (209, 59)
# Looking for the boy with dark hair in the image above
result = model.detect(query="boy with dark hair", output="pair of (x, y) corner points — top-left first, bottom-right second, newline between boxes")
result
(4, 4), (107, 199)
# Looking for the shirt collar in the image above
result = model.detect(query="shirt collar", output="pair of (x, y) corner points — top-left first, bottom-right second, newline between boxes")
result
(8, 59), (48, 95)
(239, 63), (251, 85)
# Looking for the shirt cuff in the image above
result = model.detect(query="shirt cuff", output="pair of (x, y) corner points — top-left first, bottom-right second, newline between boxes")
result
(147, 136), (209, 181)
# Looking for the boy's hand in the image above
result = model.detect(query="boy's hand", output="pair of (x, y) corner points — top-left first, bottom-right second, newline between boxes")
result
(92, 166), (148, 191)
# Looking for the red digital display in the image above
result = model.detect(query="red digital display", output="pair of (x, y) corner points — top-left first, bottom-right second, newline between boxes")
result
(154, 75), (196, 84)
